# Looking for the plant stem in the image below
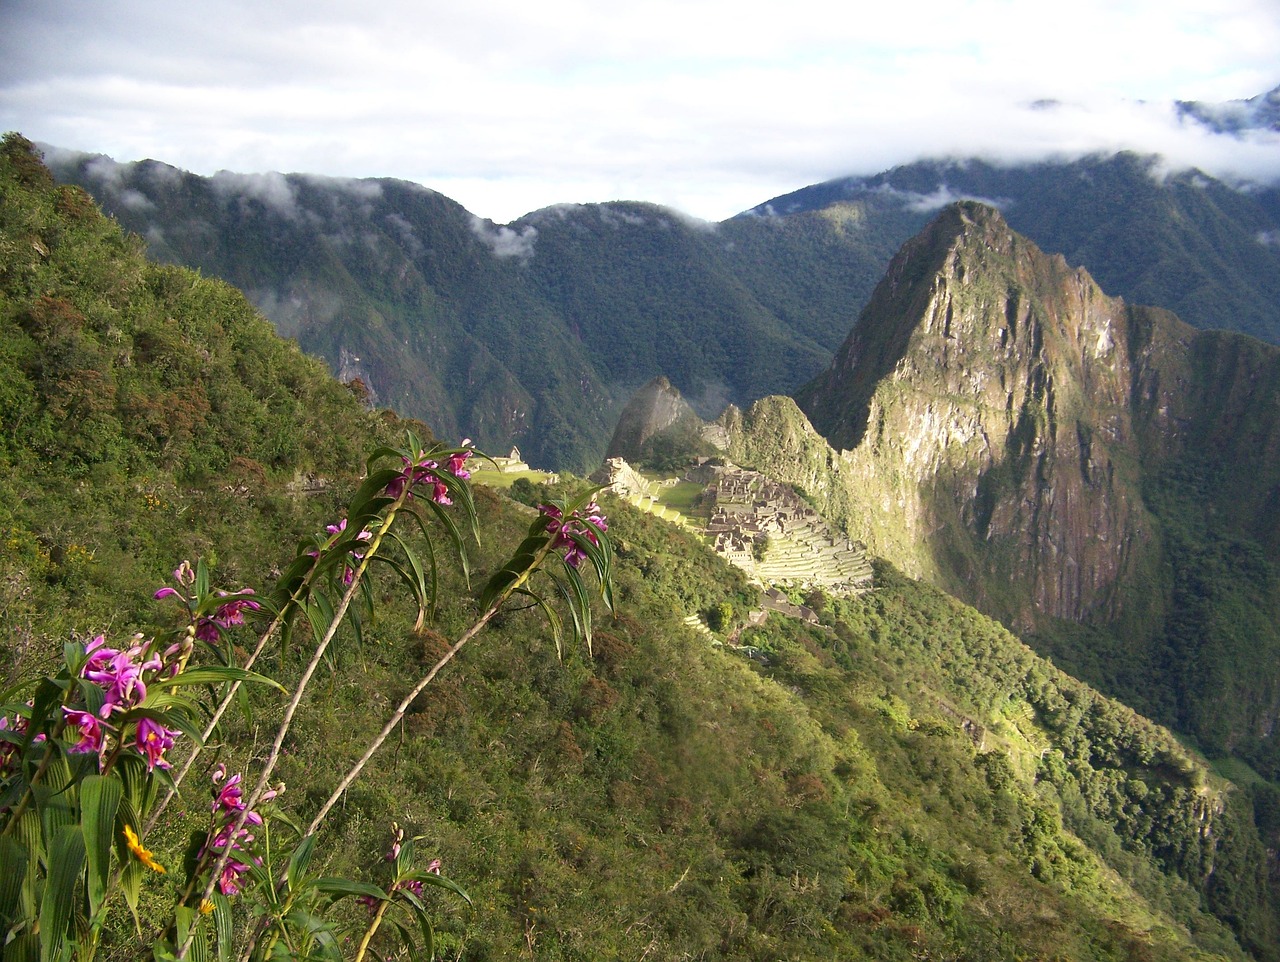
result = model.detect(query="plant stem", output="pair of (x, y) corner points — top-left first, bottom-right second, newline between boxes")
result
(353, 897), (392, 962)
(145, 594), (301, 835)
(177, 488), (411, 961)
(304, 552), (535, 838)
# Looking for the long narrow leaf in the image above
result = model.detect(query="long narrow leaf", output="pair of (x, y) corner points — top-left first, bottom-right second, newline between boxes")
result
(81, 773), (122, 920)
(0, 836), (29, 932)
(346, 467), (402, 522)
(24, 676), (65, 751)
(392, 918), (430, 962)
(386, 531), (430, 614)
(156, 665), (287, 693)
(549, 572), (587, 655)
(303, 593), (334, 649)
(39, 825), (86, 962)
(369, 548), (427, 628)
(13, 809), (40, 921)
(405, 870), (473, 904)
(211, 893), (234, 962)
(33, 745), (76, 843)
(563, 561), (594, 652)
(175, 905), (210, 962)
(421, 496), (472, 587)
(286, 834), (316, 892)
(4, 932), (39, 962)
(478, 569), (521, 614)
(416, 514), (441, 620)
(113, 794), (145, 928)
(307, 877), (388, 901)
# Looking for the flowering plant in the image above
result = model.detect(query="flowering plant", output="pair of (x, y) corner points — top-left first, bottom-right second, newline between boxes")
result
(0, 433), (612, 961)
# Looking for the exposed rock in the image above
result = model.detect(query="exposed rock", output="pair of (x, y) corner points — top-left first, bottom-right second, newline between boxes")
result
(606, 376), (703, 461)
(589, 457), (652, 498)
(336, 346), (379, 406)
(734, 203), (1280, 628)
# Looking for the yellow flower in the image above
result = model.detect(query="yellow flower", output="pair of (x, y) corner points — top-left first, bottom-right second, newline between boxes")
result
(199, 899), (215, 915)
(123, 824), (166, 874)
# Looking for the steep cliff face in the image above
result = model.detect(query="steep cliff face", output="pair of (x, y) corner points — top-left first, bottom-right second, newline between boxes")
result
(739, 202), (1280, 760)
(605, 376), (702, 461)
(789, 203), (1160, 624)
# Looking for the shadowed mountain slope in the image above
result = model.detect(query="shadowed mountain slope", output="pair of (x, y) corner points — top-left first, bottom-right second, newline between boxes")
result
(45, 148), (1280, 471)
(6, 132), (1280, 962)
(722, 202), (1280, 771)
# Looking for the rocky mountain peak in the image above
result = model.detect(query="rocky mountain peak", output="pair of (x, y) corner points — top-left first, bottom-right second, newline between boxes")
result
(780, 203), (1157, 624)
(605, 376), (702, 461)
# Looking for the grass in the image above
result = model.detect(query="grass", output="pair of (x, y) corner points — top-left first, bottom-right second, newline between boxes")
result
(654, 480), (707, 514)
(470, 468), (554, 490)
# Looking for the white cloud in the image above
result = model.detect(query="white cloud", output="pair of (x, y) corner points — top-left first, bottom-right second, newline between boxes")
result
(210, 170), (299, 219)
(884, 185), (1011, 215)
(1, 0), (1278, 222)
(469, 217), (538, 260)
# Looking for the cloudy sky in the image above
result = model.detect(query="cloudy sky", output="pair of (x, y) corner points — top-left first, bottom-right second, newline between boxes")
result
(2, 0), (1278, 223)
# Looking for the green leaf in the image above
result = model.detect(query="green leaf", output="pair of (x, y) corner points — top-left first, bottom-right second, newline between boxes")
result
(114, 798), (145, 929)
(395, 834), (416, 879)
(11, 810), (40, 923)
(347, 466), (402, 520)
(175, 905), (209, 962)
(39, 824), (85, 962)
(116, 753), (161, 823)
(307, 876), (388, 901)
(303, 593), (335, 648)
(0, 835), (29, 933)
(370, 546), (426, 628)
(286, 833), (316, 892)
(514, 587), (564, 660)
(81, 773), (122, 920)
(563, 562), (594, 652)
(394, 916), (434, 962)
(235, 682), (254, 726)
(405, 869), (473, 905)
(211, 893), (234, 962)
(156, 665), (287, 694)
(478, 569), (521, 614)
(3, 932), (39, 962)
(195, 558), (210, 600)
(33, 745), (76, 844)
(24, 676), (64, 751)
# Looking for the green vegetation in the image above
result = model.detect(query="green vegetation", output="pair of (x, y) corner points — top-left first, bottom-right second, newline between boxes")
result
(756, 152), (1280, 344)
(5, 133), (1279, 960)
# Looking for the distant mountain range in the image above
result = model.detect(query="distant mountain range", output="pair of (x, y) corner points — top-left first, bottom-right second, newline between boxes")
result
(11, 129), (1280, 959)
(1176, 83), (1280, 135)
(44, 144), (1280, 472)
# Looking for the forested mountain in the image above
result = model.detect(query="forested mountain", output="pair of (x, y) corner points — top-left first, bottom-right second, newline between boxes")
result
(45, 147), (1280, 472)
(1176, 83), (1280, 135)
(751, 151), (1280, 343)
(715, 201), (1280, 787)
(6, 132), (1280, 959)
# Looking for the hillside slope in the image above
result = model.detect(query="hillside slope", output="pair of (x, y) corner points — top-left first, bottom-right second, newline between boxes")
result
(45, 147), (1280, 472)
(718, 202), (1280, 771)
(5, 134), (1278, 960)
(751, 152), (1280, 343)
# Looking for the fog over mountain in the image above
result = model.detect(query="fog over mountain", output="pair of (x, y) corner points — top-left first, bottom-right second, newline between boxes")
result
(3, 0), (1277, 221)
(44, 140), (1280, 473)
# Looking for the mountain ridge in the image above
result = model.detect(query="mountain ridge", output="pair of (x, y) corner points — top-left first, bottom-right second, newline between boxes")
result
(43, 145), (1280, 471)
(5, 131), (1280, 961)
(715, 202), (1280, 776)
